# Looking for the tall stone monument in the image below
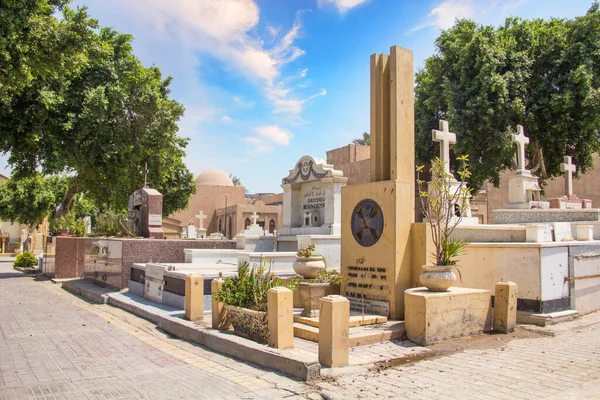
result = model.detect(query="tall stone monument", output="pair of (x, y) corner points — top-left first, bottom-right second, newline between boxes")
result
(127, 165), (164, 239)
(280, 156), (348, 236)
(506, 125), (547, 209)
(341, 46), (414, 320)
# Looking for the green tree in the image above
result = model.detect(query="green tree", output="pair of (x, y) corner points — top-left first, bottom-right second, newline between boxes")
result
(0, 174), (61, 235)
(415, 4), (600, 191)
(352, 132), (370, 146)
(0, 3), (195, 216)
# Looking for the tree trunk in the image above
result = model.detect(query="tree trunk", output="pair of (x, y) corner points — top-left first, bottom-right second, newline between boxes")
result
(55, 177), (81, 219)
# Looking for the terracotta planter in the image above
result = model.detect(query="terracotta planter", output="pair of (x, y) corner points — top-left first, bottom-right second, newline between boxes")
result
(293, 256), (326, 279)
(225, 305), (269, 343)
(298, 282), (331, 317)
(419, 265), (457, 292)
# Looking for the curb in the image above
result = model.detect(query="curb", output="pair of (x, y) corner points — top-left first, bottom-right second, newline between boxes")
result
(106, 292), (321, 381)
(62, 280), (110, 304)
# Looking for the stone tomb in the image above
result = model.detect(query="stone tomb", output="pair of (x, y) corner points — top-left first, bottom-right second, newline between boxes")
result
(280, 156), (348, 236)
(341, 46), (415, 320)
(506, 125), (548, 209)
(548, 156), (592, 209)
(127, 187), (164, 239)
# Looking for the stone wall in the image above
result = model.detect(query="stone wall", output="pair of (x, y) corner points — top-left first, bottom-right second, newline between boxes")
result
(54, 237), (236, 288)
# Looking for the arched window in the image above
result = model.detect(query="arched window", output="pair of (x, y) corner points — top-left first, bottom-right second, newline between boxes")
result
(245, 218), (251, 229)
(218, 218), (222, 233)
(228, 216), (233, 239)
(269, 219), (276, 233)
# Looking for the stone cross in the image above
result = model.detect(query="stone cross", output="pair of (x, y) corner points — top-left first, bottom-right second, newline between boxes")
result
(196, 210), (207, 229)
(143, 162), (149, 188)
(432, 120), (456, 174)
(561, 156), (576, 196)
(251, 211), (259, 226)
(512, 125), (529, 171)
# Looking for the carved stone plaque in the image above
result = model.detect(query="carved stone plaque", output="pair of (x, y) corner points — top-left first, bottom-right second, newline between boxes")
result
(351, 199), (384, 247)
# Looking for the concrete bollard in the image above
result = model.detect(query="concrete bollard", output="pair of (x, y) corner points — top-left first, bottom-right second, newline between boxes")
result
(494, 281), (518, 333)
(185, 274), (204, 321)
(267, 287), (294, 349)
(318, 295), (349, 368)
(211, 278), (230, 330)
(576, 225), (594, 241)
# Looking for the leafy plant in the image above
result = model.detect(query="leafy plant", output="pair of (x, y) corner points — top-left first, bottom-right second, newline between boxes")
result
(216, 263), (301, 312)
(93, 211), (132, 237)
(416, 156), (471, 266)
(303, 268), (348, 285)
(49, 213), (85, 237)
(14, 251), (37, 269)
(297, 244), (316, 258)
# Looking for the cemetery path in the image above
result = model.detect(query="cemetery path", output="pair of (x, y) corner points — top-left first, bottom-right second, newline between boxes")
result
(0, 260), (318, 400)
(2, 259), (600, 400)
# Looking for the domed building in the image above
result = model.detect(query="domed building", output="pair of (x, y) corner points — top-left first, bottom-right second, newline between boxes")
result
(165, 168), (283, 239)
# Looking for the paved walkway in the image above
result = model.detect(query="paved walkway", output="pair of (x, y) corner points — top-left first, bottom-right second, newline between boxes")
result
(1, 259), (600, 399)
(0, 261), (316, 399)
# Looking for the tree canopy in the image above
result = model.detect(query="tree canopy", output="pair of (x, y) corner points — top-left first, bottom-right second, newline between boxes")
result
(415, 3), (600, 190)
(0, 0), (195, 217)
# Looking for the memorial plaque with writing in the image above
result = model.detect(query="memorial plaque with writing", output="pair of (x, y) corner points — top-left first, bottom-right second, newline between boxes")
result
(302, 184), (326, 211)
(348, 297), (389, 316)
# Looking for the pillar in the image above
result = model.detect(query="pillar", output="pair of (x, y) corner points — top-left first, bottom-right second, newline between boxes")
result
(211, 278), (231, 330)
(494, 281), (518, 333)
(267, 287), (294, 349)
(185, 274), (204, 321)
(319, 295), (349, 368)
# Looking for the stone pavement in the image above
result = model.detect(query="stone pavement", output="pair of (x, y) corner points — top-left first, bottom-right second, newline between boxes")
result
(1, 258), (600, 399)
(0, 260), (317, 399)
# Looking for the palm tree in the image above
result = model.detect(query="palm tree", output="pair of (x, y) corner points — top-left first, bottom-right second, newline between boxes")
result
(352, 132), (370, 146)
(229, 174), (242, 187)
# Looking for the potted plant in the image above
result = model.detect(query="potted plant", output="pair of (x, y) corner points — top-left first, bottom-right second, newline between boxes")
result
(293, 244), (326, 278)
(416, 155), (471, 291)
(215, 263), (300, 343)
(298, 268), (348, 317)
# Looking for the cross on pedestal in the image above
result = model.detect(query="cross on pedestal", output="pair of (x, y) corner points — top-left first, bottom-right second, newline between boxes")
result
(196, 210), (207, 230)
(561, 156), (576, 196)
(432, 120), (456, 174)
(251, 211), (259, 226)
(512, 125), (530, 171)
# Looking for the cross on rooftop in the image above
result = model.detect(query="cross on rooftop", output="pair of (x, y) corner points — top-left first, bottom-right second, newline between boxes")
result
(512, 125), (530, 171)
(251, 211), (259, 226)
(196, 210), (207, 230)
(432, 120), (456, 174)
(561, 156), (576, 196)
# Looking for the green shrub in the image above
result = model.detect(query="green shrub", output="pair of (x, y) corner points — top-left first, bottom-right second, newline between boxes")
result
(216, 263), (301, 311)
(14, 251), (37, 269)
(94, 211), (130, 237)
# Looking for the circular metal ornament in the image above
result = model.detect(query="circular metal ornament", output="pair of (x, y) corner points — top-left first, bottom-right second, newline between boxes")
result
(351, 199), (384, 247)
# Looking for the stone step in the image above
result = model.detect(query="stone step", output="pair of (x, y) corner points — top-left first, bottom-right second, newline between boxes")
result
(293, 310), (387, 328)
(293, 320), (405, 347)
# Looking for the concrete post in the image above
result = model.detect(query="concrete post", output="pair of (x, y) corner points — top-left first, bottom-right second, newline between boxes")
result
(319, 295), (349, 367)
(211, 278), (230, 330)
(267, 287), (294, 349)
(185, 274), (204, 321)
(494, 281), (518, 333)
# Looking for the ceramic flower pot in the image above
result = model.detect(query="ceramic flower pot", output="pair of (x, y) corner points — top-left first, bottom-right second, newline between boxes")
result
(298, 282), (331, 317)
(419, 265), (457, 292)
(225, 305), (269, 343)
(293, 256), (326, 279)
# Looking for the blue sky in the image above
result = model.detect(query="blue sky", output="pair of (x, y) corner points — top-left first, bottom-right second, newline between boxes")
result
(0, 0), (594, 192)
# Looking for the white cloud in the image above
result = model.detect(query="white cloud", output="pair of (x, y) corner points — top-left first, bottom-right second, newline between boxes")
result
(243, 137), (262, 144)
(221, 115), (233, 123)
(112, 0), (323, 118)
(413, 0), (528, 31)
(254, 125), (293, 146)
(318, 0), (369, 14)
(313, 157), (327, 165)
(232, 96), (255, 108)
